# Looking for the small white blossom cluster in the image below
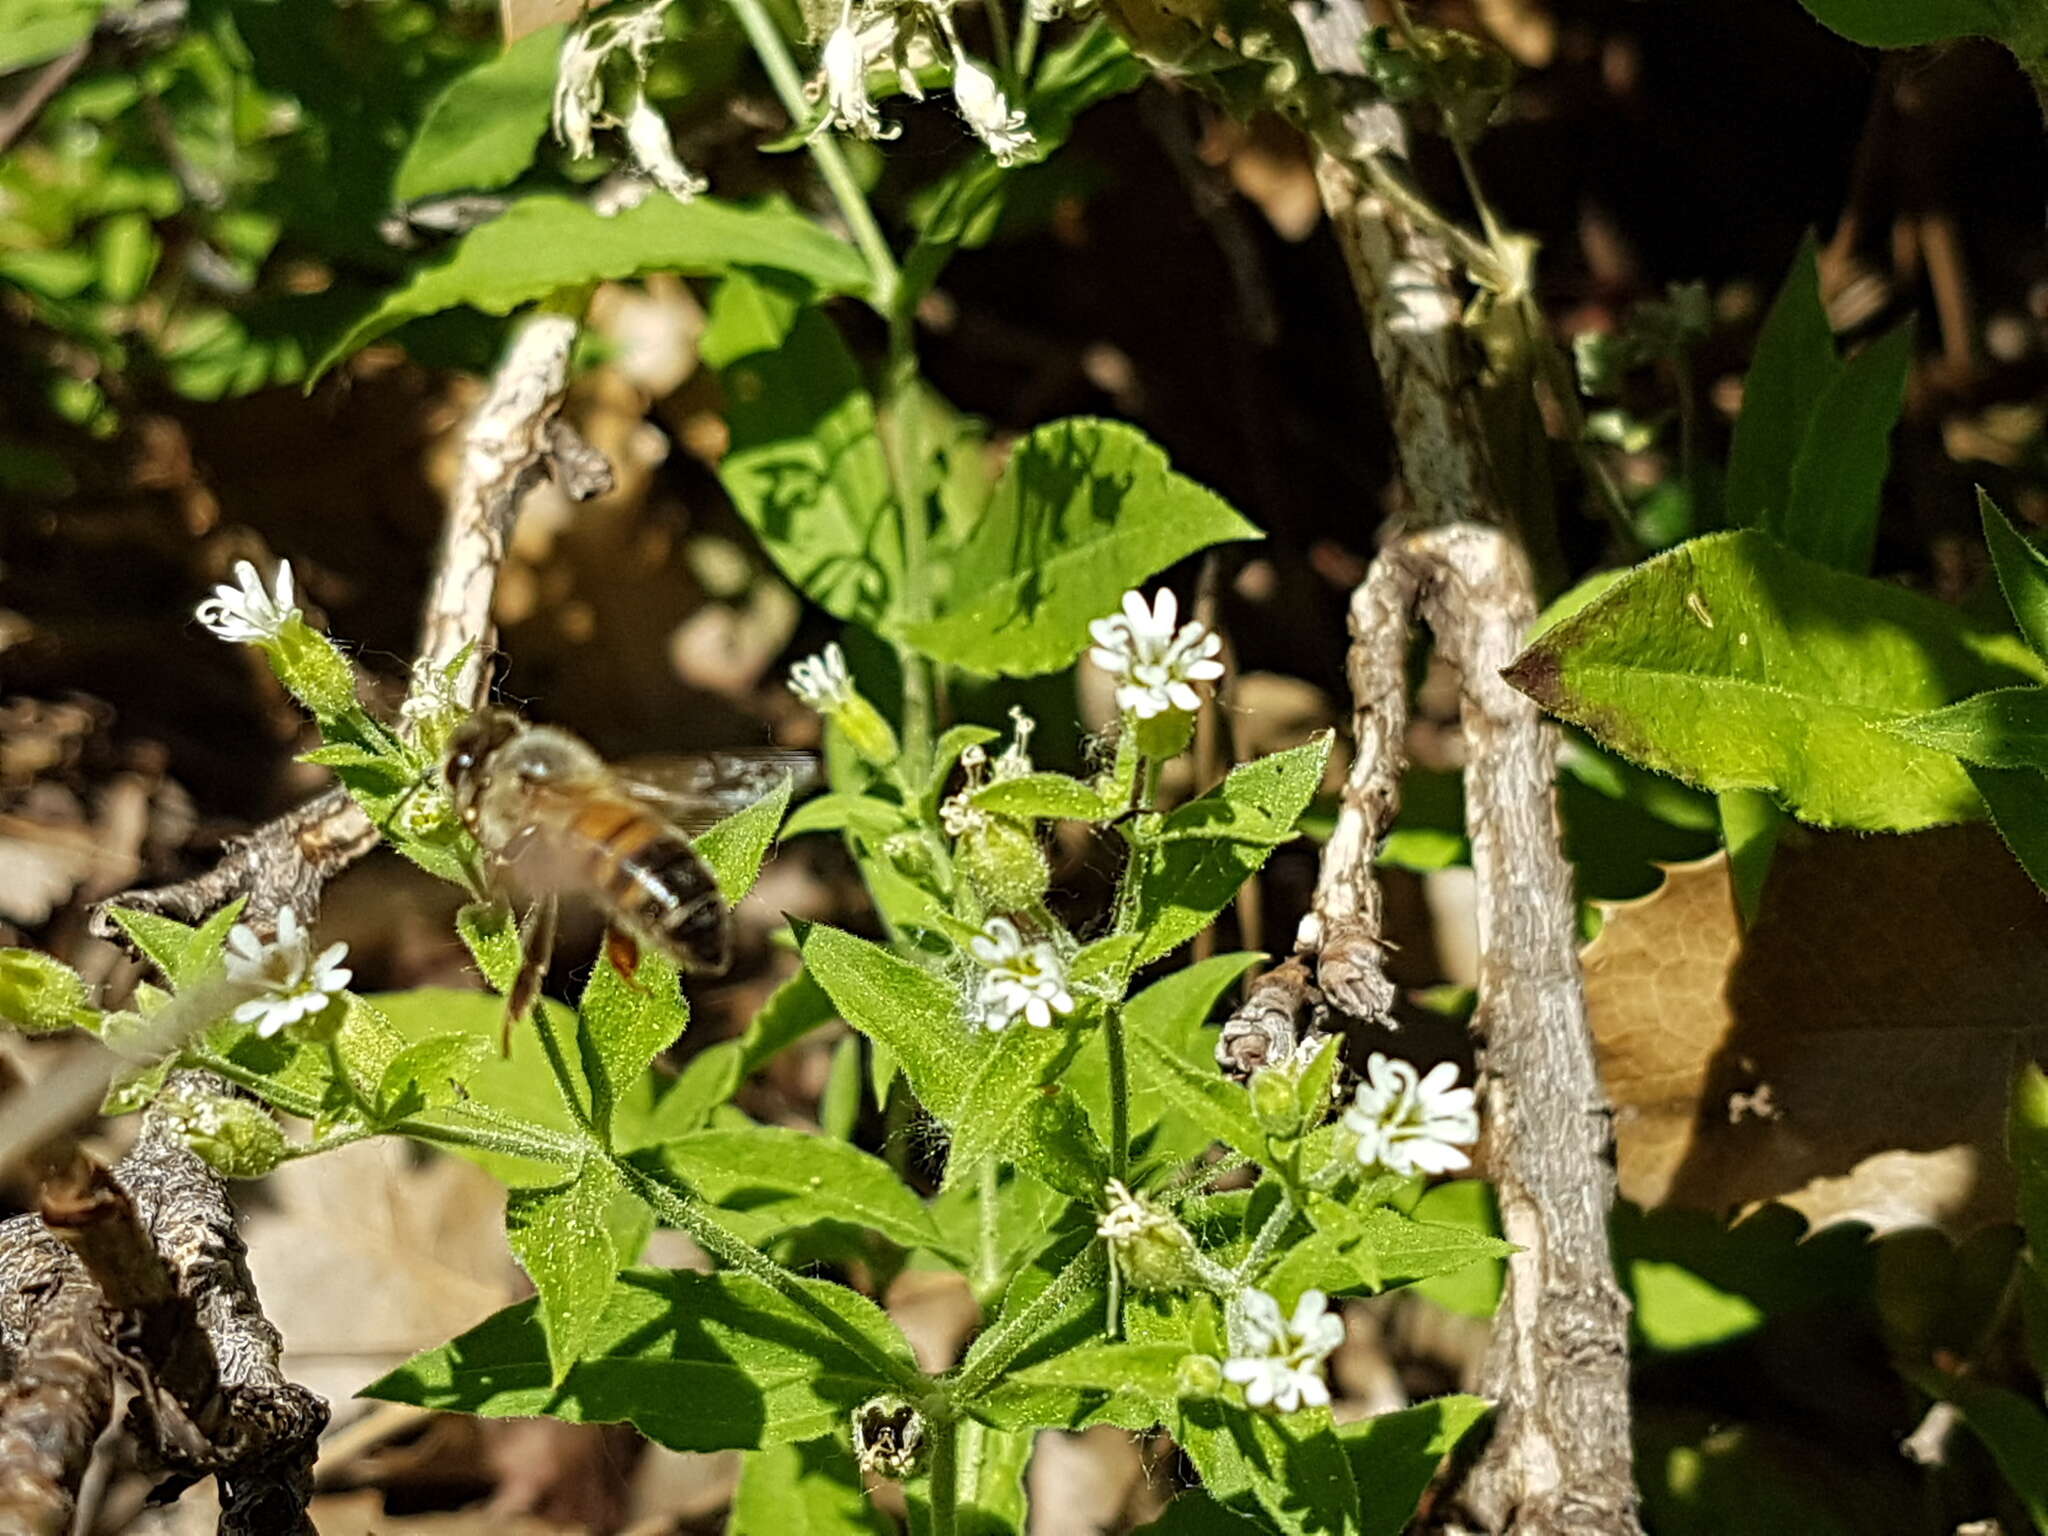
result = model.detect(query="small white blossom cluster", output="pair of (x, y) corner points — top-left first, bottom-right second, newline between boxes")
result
(1096, 1178), (1169, 1244)
(224, 909), (353, 1038)
(807, 0), (1036, 165)
(1222, 1288), (1345, 1413)
(939, 708), (1037, 836)
(1344, 1053), (1480, 1177)
(964, 916), (1072, 1031)
(787, 642), (856, 712)
(195, 560), (298, 645)
(552, 0), (706, 204)
(1088, 588), (1225, 720)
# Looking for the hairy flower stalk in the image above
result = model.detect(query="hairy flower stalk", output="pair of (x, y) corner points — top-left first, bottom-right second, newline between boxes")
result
(195, 559), (298, 644)
(965, 917), (1072, 1031)
(1222, 1288), (1346, 1413)
(1344, 1053), (1480, 1176)
(223, 909), (352, 1038)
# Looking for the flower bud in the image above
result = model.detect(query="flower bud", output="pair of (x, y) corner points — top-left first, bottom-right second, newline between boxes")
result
(835, 694), (902, 769)
(268, 617), (359, 723)
(1098, 1180), (1202, 1293)
(1177, 1352), (1225, 1398)
(958, 815), (1050, 913)
(163, 1089), (290, 1179)
(851, 1394), (928, 1480)
(1249, 1061), (1303, 1139)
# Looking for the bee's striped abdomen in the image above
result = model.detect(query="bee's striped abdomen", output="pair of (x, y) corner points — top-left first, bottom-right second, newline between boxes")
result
(571, 796), (730, 972)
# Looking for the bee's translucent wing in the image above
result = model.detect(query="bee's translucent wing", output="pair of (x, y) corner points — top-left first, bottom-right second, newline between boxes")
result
(612, 751), (820, 834)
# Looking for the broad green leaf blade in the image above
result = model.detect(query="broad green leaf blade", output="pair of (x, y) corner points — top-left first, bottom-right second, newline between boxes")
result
(1504, 530), (2040, 831)
(1983, 489), (2048, 657)
(1886, 686), (2048, 768)
(392, 25), (563, 204)
(960, 1422), (1034, 1536)
(316, 195), (869, 374)
(1004, 1342), (1189, 1398)
(647, 1124), (954, 1255)
(1966, 765), (2048, 894)
(1718, 788), (1783, 927)
(1781, 324), (1912, 572)
(974, 772), (1116, 822)
(457, 900), (524, 994)
(1725, 234), (1838, 533)
(701, 268), (812, 371)
(1136, 734), (1332, 962)
(578, 949), (690, 1134)
(696, 773), (796, 903)
(0, 950), (96, 1034)
(904, 419), (1262, 677)
(1261, 1205), (1515, 1301)
(1796, 0), (2012, 47)
(109, 900), (246, 988)
(731, 1438), (891, 1536)
(1012, 1085), (1113, 1202)
(944, 1022), (1075, 1188)
(1177, 1398), (1362, 1536)
(375, 1031), (492, 1121)
(718, 309), (901, 630)
(1127, 1028), (1266, 1161)
(1130, 1495), (1266, 1536)
(1337, 1396), (1492, 1536)
(798, 924), (971, 1121)
(364, 1267), (916, 1452)
(505, 1158), (623, 1384)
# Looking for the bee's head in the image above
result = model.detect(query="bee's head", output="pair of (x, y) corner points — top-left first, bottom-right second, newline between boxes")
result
(444, 708), (522, 823)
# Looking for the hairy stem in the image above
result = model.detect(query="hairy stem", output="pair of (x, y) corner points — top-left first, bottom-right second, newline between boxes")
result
(951, 1244), (1105, 1403)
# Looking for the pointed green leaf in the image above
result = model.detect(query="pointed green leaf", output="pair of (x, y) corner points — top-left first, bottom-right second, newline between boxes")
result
(799, 924), (972, 1120)
(1984, 489), (2048, 658)
(732, 1438), (892, 1536)
(317, 195), (869, 375)
(1795, 0), (2012, 48)
(646, 1124), (953, 1255)
(701, 268), (813, 371)
(1780, 324), (1912, 572)
(457, 900), (524, 994)
(696, 773), (796, 903)
(1004, 1342), (1189, 1398)
(959, 1421), (1034, 1536)
(1967, 764), (2048, 893)
(1338, 1396), (1492, 1536)
(505, 1158), (624, 1384)
(1726, 234), (1838, 533)
(718, 308), (900, 630)
(376, 1032), (493, 1122)
(1885, 685), (2048, 768)
(110, 899), (246, 988)
(1177, 1397), (1362, 1536)
(944, 1021), (1075, 1187)
(904, 419), (1262, 676)
(1127, 1028), (1265, 1161)
(364, 1267), (916, 1452)
(578, 948), (690, 1134)
(393, 25), (564, 204)
(974, 773), (1116, 822)
(1504, 530), (2042, 831)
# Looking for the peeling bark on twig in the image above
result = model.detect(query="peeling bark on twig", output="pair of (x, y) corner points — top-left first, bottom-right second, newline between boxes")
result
(0, 1269), (110, 1536)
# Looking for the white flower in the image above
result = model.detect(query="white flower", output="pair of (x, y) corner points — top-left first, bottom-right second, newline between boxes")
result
(788, 642), (855, 712)
(940, 791), (987, 838)
(994, 706), (1036, 781)
(814, 13), (899, 141)
(195, 560), (298, 644)
(1222, 1288), (1345, 1413)
(965, 917), (1072, 1032)
(223, 908), (352, 1039)
(1344, 1053), (1480, 1177)
(1097, 1179), (1169, 1243)
(620, 89), (707, 201)
(950, 54), (1033, 166)
(1087, 588), (1225, 720)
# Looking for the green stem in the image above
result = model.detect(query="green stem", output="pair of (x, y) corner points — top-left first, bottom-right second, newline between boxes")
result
(721, 0), (900, 307)
(187, 1048), (322, 1120)
(614, 1155), (931, 1396)
(977, 1159), (1003, 1298)
(984, 0), (1016, 84)
(402, 1114), (588, 1167)
(884, 305), (935, 770)
(1105, 1006), (1129, 1187)
(1236, 1189), (1296, 1284)
(952, 1244), (1105, 1403)
(533, 1008), (599, 1141)
(1014, 4), (1042, 77)
(926, 1418), (960, 1536)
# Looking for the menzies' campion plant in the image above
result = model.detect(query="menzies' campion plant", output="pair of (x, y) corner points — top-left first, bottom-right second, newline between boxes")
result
(0, 0), (1523, 1530)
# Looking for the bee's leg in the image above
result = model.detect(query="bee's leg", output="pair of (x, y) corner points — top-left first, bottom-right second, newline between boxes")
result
(504, 893), (559, 1056)
(603, 925), (646, 990)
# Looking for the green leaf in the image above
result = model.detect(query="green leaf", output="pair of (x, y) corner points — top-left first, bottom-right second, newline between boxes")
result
(1127, 1028), (1266, 1161)
(1984, 489), (2048, 657)
(904, 419), (1261, 676)
(364, 1267), (916, 1452)
(458, 901), (524, 994)
(799, 924), (972, 1121)
(635, 969), (840, 1141)
(1885, 686), (2048, 768)
(1130, 1496), (1266, 1536)
(646, 1124), (954, 1256)
(718, 308), (901, 630)
(701, 267), (813, 371)
(1725, 235), (1838, 533)
(1337, 1396), (1492, 1536)
(782, 792), (909, 841)
(2012, 1061), (2048, 1257)
(317, 195), (870, 374)
(731, 1439), (891, 1536)
(1927, 1373), (2048, 1532)
(109, 898), (246, 988)
(696, 773), (795, 903)
(1262, 1205), (1514, 1300)
(505, 1158), (624, 1385)
(1967, 764), (2048, 893)
(1003, 1341), (1188, 1399)
(1718, 788), (1784, 927)
(960, 1421), (1034, 1536)
(974, 773), (1116, 822)
(1504, 530), (2041, 831)
(1795, 0), (2015, 48)
(944, 1022), (1075, 1188)
(1779, 324), (1912, 572)
(1177, 1397), (1362, 1536)
(375, 1032), (493, 1122)
(1012, 1085), (1113, 1202)
(1136, 734), (1332, 962)
(0, 0), (102, 74)
(392, 26), (564, 204)
(0, 950), (95, 1034)
(578, 948), (690, 1136)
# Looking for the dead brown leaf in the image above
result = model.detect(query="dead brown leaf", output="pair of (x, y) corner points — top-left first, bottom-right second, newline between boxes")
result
(1583, 825), (2048, 1234)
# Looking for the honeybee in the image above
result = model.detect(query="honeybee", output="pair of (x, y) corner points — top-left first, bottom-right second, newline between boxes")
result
(443, 708), (812, 1040)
